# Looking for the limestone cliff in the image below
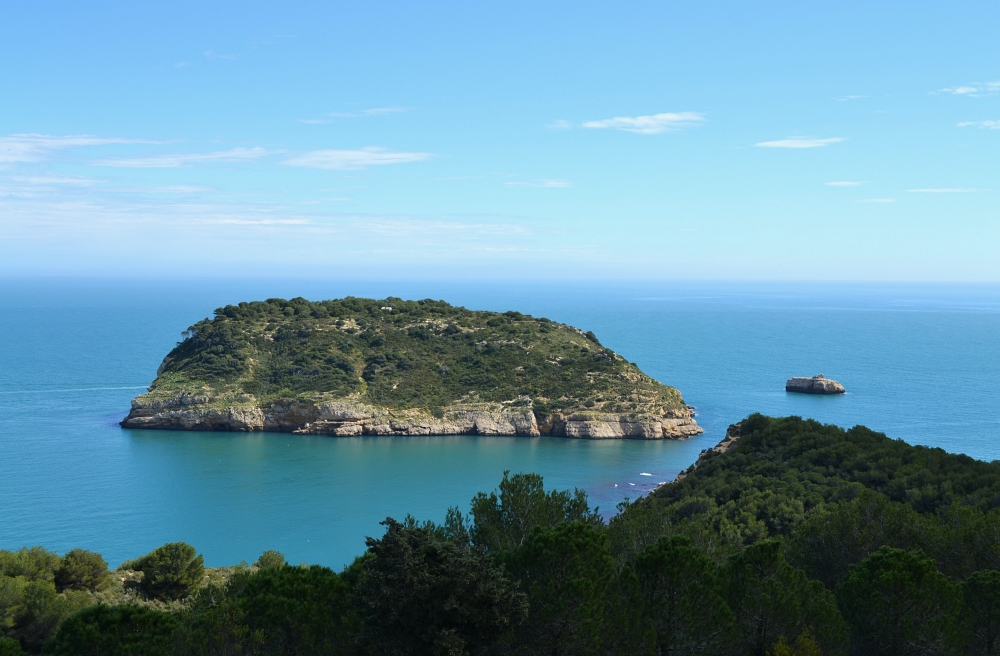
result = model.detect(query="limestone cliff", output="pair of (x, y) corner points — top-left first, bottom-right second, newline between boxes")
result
(121, 393), (701, 439)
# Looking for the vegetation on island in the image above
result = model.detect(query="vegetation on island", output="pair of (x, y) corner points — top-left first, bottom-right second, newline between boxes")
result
(144, 296), (686, 415)
(6, 415), (1000, 654)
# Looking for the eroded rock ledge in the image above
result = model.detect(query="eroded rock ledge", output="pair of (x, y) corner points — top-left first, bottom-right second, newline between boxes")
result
(120, 394), (702, 440)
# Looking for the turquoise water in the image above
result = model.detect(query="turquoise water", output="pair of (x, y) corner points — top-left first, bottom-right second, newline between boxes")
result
(2, 279), (999, 568)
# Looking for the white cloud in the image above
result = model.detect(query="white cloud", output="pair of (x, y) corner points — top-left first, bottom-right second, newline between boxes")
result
(0, 134), (147, 163)
(582, 112), (705, 134)
(937, 82), (1000, 97)
(6, 174), (100, 187)
(857, 198), (896, 203)
(505, 179), (572, 188)
(283, 147), (431, 170)
(546, 119), (573, 130)
(755, 137), (845, 149)
(907, 188), (975, 193)
(825, 181), (866, 187)
(836, 95), (866, 101)
(94, 147), (268, 168)
(299, 108), (408, 124)
(958, 120), (1000, 129)
(941, 86), (979, 95)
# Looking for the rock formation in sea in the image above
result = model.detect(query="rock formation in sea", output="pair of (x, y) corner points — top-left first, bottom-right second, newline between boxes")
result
(785, 374), (845, 395)
(120, 297), (702, 440)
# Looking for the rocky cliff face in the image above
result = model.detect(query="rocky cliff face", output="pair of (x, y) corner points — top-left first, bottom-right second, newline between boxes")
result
(785, 374), (845, 394)
(120, 393), (701, 439)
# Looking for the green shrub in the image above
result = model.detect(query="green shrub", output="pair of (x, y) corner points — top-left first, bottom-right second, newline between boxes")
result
(253, 550), (285, 570)
(53, 550), (109, 593)
(0, 549), (60, 583)
(44, 604), (179, 656)
(124, 542), (204, 601)
(187, 565), (353, 656)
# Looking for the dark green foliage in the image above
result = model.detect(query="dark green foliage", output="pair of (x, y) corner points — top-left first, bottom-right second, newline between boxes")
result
(0, 638), (24, 656)
(835, 547), (960, 656)
(785, 491), (929, 589)
(0, 550), (60, 584)
(503, 522), (614, 656)
(355, 517), (527, 656)
(469, 471), (602, 553)
(152, 296), (684, 412)
(628, 535), (734, 655)
(648, 415), (1000, 550)
(724, 541), (847, 656)
(53, 550), (108, 593)
(253, 550), (285, 570)
(185, 565), (353, 655)
(0, 548), (95, 654)
(124, 542), (204, 601)
(44, 604), (179, 656)
(961, 570), (1000, 656)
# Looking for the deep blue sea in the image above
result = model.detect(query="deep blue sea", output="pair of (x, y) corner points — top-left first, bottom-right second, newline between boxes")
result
(1, 279), (998, 569)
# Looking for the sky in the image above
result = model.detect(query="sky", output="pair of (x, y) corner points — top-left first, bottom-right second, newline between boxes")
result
(1, 1), (998, 281)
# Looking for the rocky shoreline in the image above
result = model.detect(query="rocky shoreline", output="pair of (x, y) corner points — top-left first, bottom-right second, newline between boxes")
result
(120, 393), (702, 440)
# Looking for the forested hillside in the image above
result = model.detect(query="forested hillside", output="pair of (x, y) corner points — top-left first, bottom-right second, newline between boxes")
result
(6, 416), (1000, 655)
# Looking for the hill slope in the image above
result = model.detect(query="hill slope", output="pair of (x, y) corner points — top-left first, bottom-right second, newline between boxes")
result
(121, 296), (701, 438)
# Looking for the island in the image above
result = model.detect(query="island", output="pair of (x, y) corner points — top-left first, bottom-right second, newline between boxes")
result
(785, 374), (845, 394)
(121, 297), (702, 439)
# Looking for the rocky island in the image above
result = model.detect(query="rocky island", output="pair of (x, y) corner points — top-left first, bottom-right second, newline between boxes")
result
(785, 374), (845, 394)
(121, 297), (701, 439)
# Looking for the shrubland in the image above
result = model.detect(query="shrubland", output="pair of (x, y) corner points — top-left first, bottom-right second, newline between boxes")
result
(5, 416), (1000, 654)
(144, 296), (686, 416)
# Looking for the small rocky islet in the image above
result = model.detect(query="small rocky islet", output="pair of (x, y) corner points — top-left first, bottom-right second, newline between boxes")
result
(121, 297), (701, 439)
(785, 374), (846, 394)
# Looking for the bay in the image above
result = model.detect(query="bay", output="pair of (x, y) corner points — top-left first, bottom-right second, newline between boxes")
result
(1, 278), (998, 568)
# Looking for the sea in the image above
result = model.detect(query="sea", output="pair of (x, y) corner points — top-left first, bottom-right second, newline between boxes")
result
(1, 278), (998, 569)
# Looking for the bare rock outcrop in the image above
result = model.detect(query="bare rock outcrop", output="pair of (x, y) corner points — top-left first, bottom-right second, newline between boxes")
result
(785, 374), (845, 395)
(120, 393), (701, 440)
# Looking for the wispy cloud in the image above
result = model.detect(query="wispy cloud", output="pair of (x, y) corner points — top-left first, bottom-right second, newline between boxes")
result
(505, 179), (572, 188)
(204, 50), (237, 60)
(283, 147), (431, 170)
(907, 188), (975, 193)
(936, 82), (1000, 97)
(755, 137), (845, 149)
(0, 134), (148, 163)
(298, 107), (409, 124)
(94, 147), (268, 168)
(546, 119), (573, 131)
(857, 198), (896, 203)
(330, 107), (407, 117)
(582, 112), (705, 134)
(958, 120), (1000, 129)
(6, 174), (100, 187)
(825, 181), (866, 187)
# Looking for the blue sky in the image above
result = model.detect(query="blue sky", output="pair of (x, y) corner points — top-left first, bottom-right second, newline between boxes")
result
(1, 1), (998, 280)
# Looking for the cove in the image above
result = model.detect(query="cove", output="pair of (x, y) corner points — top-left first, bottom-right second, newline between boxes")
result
(3, 278), (1000, 569)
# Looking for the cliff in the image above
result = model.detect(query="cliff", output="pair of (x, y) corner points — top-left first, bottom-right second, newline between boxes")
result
(121, 296), (701, 439)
